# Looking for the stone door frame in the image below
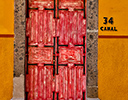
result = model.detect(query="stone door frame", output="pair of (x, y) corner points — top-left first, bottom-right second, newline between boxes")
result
(14, 0), (99, 99)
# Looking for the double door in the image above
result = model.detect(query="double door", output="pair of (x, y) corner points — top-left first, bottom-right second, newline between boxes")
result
(25, 0), (86, 99)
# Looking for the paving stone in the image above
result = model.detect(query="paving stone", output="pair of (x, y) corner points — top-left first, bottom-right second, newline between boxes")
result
(13, 74), (24, 99)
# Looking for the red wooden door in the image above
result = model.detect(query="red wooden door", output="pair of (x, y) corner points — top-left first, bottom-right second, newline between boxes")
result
(25, 0), (86, 100)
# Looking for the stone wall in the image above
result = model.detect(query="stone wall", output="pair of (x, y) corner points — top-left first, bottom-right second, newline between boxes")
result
(14, 0), (26, 77)
(87, 0), (98, 98)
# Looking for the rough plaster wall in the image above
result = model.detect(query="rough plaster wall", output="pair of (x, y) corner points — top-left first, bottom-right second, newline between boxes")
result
(14, 0), (98, 98)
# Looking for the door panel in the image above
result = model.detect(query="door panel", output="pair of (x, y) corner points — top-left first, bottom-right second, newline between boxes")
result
(29, 0), (54, 8)
(58, 11), (86, 45)
(25, 0), (86, 99)
(27, 10), (55, 46)
(28, 47), (53, 64)
(59, 47), (83, 64)
(26, 65), (54, 100)
(59, 0), (84, 9)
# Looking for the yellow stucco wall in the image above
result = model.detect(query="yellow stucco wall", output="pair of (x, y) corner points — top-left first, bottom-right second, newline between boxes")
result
(98, 39), (128, 100)
(0, 38), (14, 100)
(98, 0), (128, 100)
(99, 0), (128, 36)
(0, 0), (14, 34)
(0, 0), (14, 100)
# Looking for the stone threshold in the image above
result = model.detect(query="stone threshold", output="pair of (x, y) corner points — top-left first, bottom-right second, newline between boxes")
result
(11, 99), (24, 100)
(11, 98), (100, 100)
(87, 98), (100, 100)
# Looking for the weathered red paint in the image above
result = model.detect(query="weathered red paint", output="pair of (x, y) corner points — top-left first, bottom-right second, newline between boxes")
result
(59, 47), (83, 64)
(28, 47), (53, 64)
(25, 0), (86, 99)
